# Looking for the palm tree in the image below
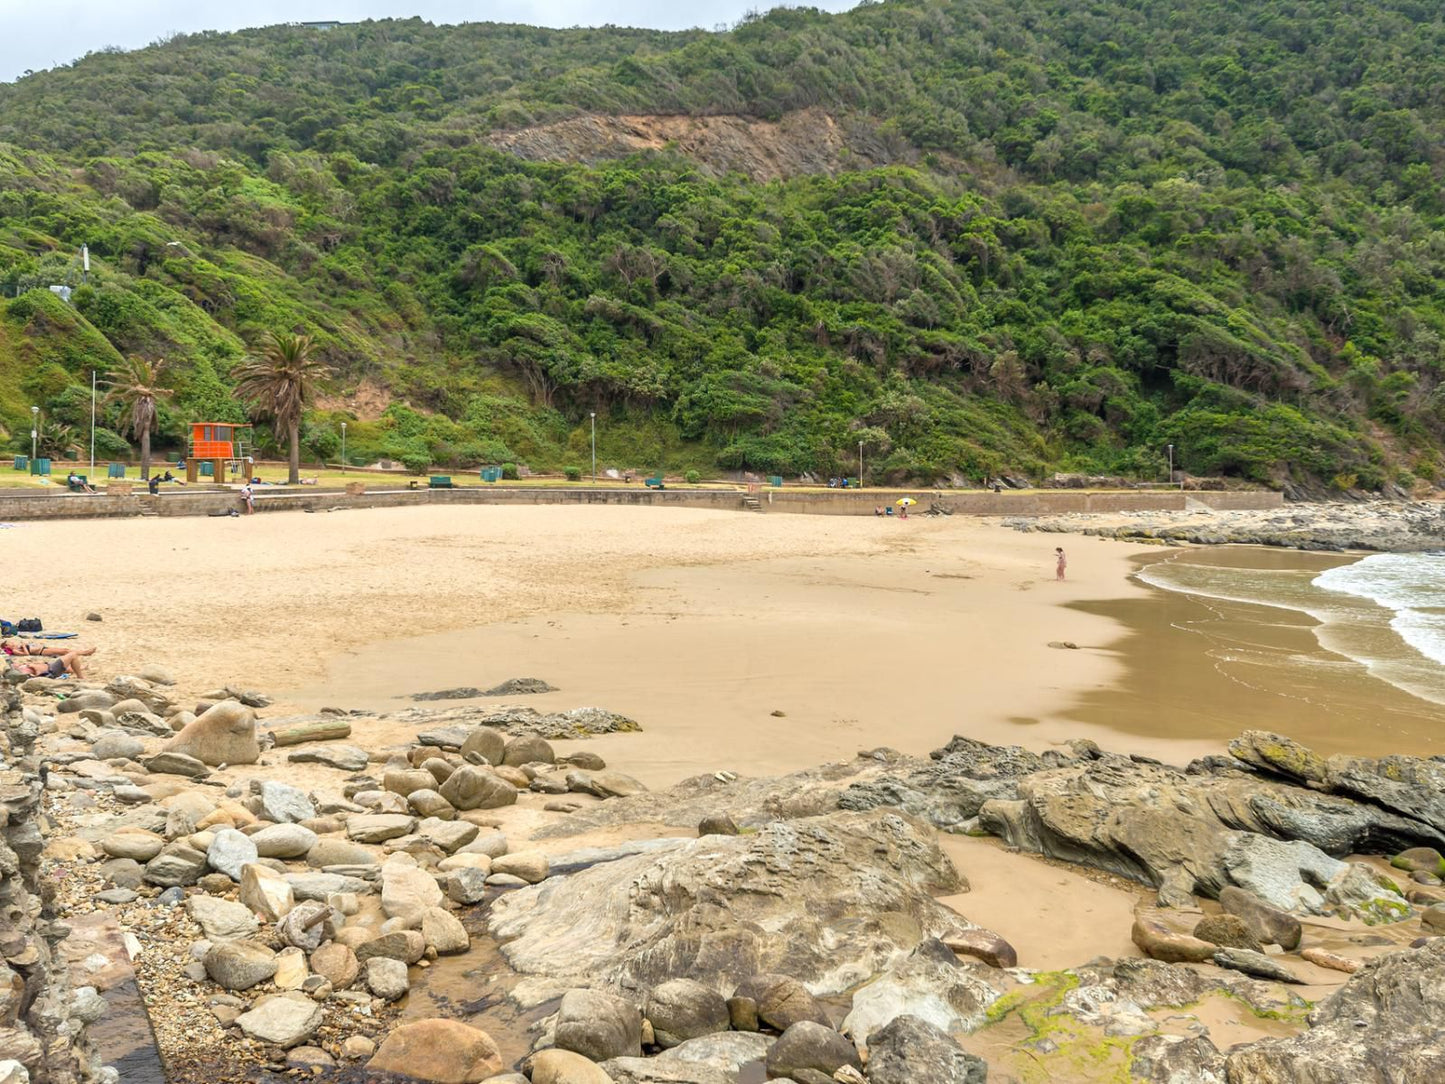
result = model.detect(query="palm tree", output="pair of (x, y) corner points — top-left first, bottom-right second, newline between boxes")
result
(105, 357), (172, 480)
(232, 332), (332, 484)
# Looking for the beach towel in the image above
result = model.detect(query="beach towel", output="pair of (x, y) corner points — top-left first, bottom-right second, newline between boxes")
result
(18, 633), (77, 640)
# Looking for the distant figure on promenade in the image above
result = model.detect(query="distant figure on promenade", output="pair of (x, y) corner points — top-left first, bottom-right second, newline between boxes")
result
(1055, 547), (1067, 581)
(240, 483), (254, 515)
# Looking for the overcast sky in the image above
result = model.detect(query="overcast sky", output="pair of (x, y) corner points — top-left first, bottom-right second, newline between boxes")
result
(0, 1), (861, 84)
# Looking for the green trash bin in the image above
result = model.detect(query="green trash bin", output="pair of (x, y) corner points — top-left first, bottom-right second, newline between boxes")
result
(768, 475), (783, 487)
(107, 463), (126, 478)
(199, 462), (214, 477)
(13, 456), (26, 471)
(31, 458), (50, 476)
(480, 467), (501, 483)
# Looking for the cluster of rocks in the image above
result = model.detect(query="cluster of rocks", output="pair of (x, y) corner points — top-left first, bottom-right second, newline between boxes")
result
(1012, 500), (1445, 552)
(0, 686), (108, 1084)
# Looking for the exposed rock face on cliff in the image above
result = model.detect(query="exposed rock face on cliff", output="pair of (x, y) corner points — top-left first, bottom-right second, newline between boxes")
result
(486, 109), (916, 182)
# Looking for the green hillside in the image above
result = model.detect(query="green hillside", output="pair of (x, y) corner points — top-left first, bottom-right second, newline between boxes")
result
(2, 1), (1444, 487)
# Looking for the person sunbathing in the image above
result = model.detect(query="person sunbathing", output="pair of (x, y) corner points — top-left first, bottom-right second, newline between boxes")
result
(9, 649), (90, 679)
(2, 640), (95, 660)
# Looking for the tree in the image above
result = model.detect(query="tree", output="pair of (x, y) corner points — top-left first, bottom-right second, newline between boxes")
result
(232, 332), (332, 484)
(104, 356), (171, 480)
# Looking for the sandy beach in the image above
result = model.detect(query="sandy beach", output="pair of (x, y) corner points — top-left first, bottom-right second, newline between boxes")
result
(5, 505), (1196, 785)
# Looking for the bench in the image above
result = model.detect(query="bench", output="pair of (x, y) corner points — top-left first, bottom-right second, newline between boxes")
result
(644, 474), (666, 489)
(428, 476), (454, 489)
(66, 475), (92, 493)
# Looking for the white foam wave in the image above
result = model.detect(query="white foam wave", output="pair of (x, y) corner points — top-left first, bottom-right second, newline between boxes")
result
(1315, 554), (1445, 669)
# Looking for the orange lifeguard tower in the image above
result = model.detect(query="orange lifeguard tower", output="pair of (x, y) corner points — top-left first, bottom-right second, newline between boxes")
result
(186, 422), (253, 483)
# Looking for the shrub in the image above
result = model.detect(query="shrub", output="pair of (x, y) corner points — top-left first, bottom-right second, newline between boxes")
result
(684, 469), (701, 484)
(564, 465), (582, 481)
(501, 462), (519, 480)
(401, 451), (431, 474)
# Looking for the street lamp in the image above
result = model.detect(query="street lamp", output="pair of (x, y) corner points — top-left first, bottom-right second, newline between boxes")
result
(30, 406), (38, 465)
(1167, 443), (1175, 487)
(590, 412), (596, 484)
(340, 422), (347, 475)
(858, 440), (864, 488)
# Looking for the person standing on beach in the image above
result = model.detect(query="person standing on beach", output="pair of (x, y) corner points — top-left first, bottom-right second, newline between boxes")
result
(240, 482), (254, 515)
(1055, 547), (1067, 581)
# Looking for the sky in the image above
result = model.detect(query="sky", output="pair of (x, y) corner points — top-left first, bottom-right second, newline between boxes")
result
(0, 1), (862, 84)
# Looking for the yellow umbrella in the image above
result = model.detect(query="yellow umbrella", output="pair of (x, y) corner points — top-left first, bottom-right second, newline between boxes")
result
(895, 497), (916, 506)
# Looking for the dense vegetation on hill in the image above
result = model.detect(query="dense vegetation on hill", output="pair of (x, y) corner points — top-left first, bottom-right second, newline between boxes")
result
(2, 0), (1445, 486)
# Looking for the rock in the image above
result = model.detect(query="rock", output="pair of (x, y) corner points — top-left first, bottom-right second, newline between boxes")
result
(1218, 886), (1303, 950)
(439, 766), (518, 811)
(1129, 1034), (1226, 1084)
(367, 1019), (504, 1081)
(307, 838), (380, 867)
(287, 1046), (336, 1071)
(364, 957), (410, 1001)
(941, 927), (1017, 969)
(529, 1048), (613, 1084)
(503, 734), (555, 767)
(1227, 731), (1329, 784)
(276, 900), (338, 952)
(555, 988), (643, 1061)
(864, 1014), (987, 1084)
(136, 663), (174, 684)
(273, 946), (309, 990)
(161, 700), (260, 766)
(342, 1034), (376, 1059)
(727, 996), (759, 1032)
(287, 871), (369, 901)
(417, 818), (478, 853)
(491, 850), (549, 883)
(764, 1021), (860, 1080)
(386, 768), (439, 798)
(0, 1062), (28, 1084)
(1131, 910), (1217, 964)
(410, 789), (457, 819)
(697, 814), (738, 837)
(1223, 939), (1445, 1081)
(204, 940), (277, 991)
(91, 732), (144, 761)
(101, 828), (165, 862)
(206, 828), (259, 880)
(458, 832), (509, 859)
(355, 930), (426, 965)
(840, 940), (1001, 1044)
(447, 867), (490, 904)
(310, 943), (360, 989)
(347, 813), (417, 843)
(144, 844), (208, 887)
(645, 979), (730, 1048)
(1212, 948), (1303, 984)
(491, 810), (962, 1001)
(603, 1032), (771, 1083)
(250, 823), (318, 859)
(258, 781), (316, 824)
(142, 751), (210, 778)
(568, 769), (648, 799)
(235, 991), (323, 1048)
(239, 863), (295, 921)
(421, 907), (471, 954)
(1193, 914), (1262, 952)
(186, 896), (259, 942)
(1392, 847), (1445, 876)
(381, 859), (445, 918)
(288, 744), (370, 772)
(100, 857), (144, 889)
(1300, 947), (1361, 974)
(734, 974), (829, 1031)
(460, 727), (507, 766)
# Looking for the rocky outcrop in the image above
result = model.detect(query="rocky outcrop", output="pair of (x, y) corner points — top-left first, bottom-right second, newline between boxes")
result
(489, 809), (970, 1002)
(1222, 941), (1445, 1082)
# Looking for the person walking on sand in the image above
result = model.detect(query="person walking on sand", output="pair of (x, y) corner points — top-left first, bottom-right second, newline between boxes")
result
(1055, 546), (1067, 581)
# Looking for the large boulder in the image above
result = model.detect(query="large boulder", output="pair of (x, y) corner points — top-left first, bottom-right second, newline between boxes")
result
(503, 734), (555, 767)
(734, 974), (830, 1031)
(439, 766), (518, 811)
(841, 940), (1001, 1046)
(367, 1019), (504, 1082)
(1218, 886), (1302, 950)
(529, 1048), (613, 1084)
(489, 810), (964, 996)
(258, 781), (316, 824)
(309, 943), (359, 990)
(240, 863), (295, 921)
(186, 895), (259, 943)
(1223, 941), (1445, 1082)
(764, 1021), (860, 1080)
(380, 859), (445, 918)
(143, 844), (208, 887)
(554, 988), (643, 1061)
(602, 1033), (772, 1084)
(645, 979), (730, 1048)
(206, 828), (259, 880)
(204, 940), (277, 991)
(346, 813), (416, 843)
(235, 992), (323, 1048)
(460, 727), (506, 766)
(864, 1014), (988, 1084)
(161, 700), (259, 766)
(250, 823), (318, 859)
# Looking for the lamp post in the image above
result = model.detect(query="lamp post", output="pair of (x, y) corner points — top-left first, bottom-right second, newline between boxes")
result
(30, 406), (38, 466)
(1167, 444), (1175, 487)
(590, 412), (596, 484)
(858, 440), (864, 488)
(89, 370), (96, 474)
(340, 422), (347, 475)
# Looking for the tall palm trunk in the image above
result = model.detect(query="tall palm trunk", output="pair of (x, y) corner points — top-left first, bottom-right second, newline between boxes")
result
(140, 428), (151, 480)
(288, 418), (301, 484)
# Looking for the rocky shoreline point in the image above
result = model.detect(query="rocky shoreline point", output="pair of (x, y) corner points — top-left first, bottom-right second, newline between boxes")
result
(1010, 499), (1445, 552)
(18, 660), (1445, 1083)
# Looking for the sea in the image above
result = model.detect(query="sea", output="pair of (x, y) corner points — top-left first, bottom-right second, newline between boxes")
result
(1136, 550), (1445, 709)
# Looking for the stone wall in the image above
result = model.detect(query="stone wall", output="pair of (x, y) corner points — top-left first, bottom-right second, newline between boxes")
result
(0, 688), (99, 1083)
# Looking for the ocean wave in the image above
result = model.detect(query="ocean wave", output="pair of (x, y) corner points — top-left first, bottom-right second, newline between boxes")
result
(1315, 554), (1445, 669)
